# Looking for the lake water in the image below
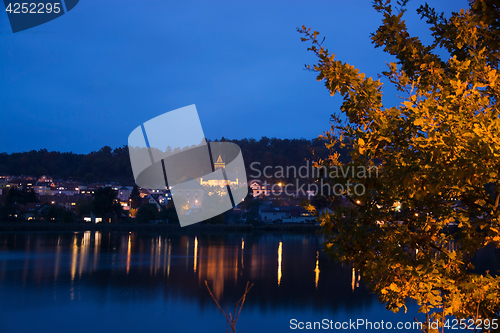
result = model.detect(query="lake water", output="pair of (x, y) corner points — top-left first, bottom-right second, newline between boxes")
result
(0, 230), (428, 332)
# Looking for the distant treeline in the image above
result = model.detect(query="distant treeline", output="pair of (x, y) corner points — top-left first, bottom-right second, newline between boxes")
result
(0, 137), (350, 184)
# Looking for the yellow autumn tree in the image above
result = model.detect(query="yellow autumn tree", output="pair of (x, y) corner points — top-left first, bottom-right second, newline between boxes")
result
(300, 0), (500, 331)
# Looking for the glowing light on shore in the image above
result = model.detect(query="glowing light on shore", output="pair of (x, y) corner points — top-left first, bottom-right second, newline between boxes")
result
(278, 241), (282, 286)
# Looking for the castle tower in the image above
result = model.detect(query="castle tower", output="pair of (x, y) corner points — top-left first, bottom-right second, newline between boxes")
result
(214, 154), (225, 170)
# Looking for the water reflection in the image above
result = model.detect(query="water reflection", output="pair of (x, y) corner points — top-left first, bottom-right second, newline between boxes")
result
(314, 251), (320, 289)
(351, 268), (361, 292)
(193, 236), (198, 273)
(241, 238), (244, 268)
(10, 232), (472, 333)
(0, 231), (379, 313)
(351, 267), (356, 292)
(126, 233), (131, 274)
(94, 231), (100, 270)
(277, 241), (282, 286)
(166, 238), (171, 278)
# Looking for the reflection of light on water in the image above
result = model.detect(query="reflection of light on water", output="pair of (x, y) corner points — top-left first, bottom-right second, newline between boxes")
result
(241, 238), (244, 269)
(205, 244), (226, 299)
(314, 251), (320, 289)
(351, 268), (361, 291)
(278, 241), (282, 286)
(83, 231), (90, 244)
(167, 239), (171, 279)
(94, 231), (101, 270)
(71, 235), (77, 282)
(194, 237), (198, 273)
(79, 231), (91, 278)
(196, 238), (242, 299)
(351, 267), (355, 292)
(126, 234), (132, 274)
(147, 236), (165, 276)
(155, 236), (162, 275)
(1, 232), (372, 311)
(70, 235), (78, 300)
(149, 236), (164, 276)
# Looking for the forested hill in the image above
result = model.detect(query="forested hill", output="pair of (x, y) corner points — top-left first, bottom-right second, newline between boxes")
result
(0, 137), (349, 184)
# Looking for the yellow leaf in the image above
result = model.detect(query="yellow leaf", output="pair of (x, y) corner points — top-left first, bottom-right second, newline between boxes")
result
(389, 283), (400, 292)
(414, 118), (424, 126)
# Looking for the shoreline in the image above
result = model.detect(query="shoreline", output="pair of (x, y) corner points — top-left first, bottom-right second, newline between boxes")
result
(0, 222), (322, 233)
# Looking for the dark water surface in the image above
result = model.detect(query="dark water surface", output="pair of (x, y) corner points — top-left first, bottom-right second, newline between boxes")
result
(0, 231), (426, 333)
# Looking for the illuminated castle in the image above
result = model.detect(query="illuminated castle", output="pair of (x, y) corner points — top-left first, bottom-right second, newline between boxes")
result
(214, 155), (225, 170)
(199, 154), (239, 187)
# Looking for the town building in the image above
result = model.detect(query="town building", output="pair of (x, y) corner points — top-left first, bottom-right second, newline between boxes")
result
(258, 205), (314, 223)
(199, 155), (240, 187)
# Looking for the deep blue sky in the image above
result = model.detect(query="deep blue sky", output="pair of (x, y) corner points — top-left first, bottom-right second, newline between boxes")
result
(1, 0), (467, 153)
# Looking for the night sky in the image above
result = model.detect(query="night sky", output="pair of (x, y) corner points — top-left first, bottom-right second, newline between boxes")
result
(1, 0), (467, 153)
